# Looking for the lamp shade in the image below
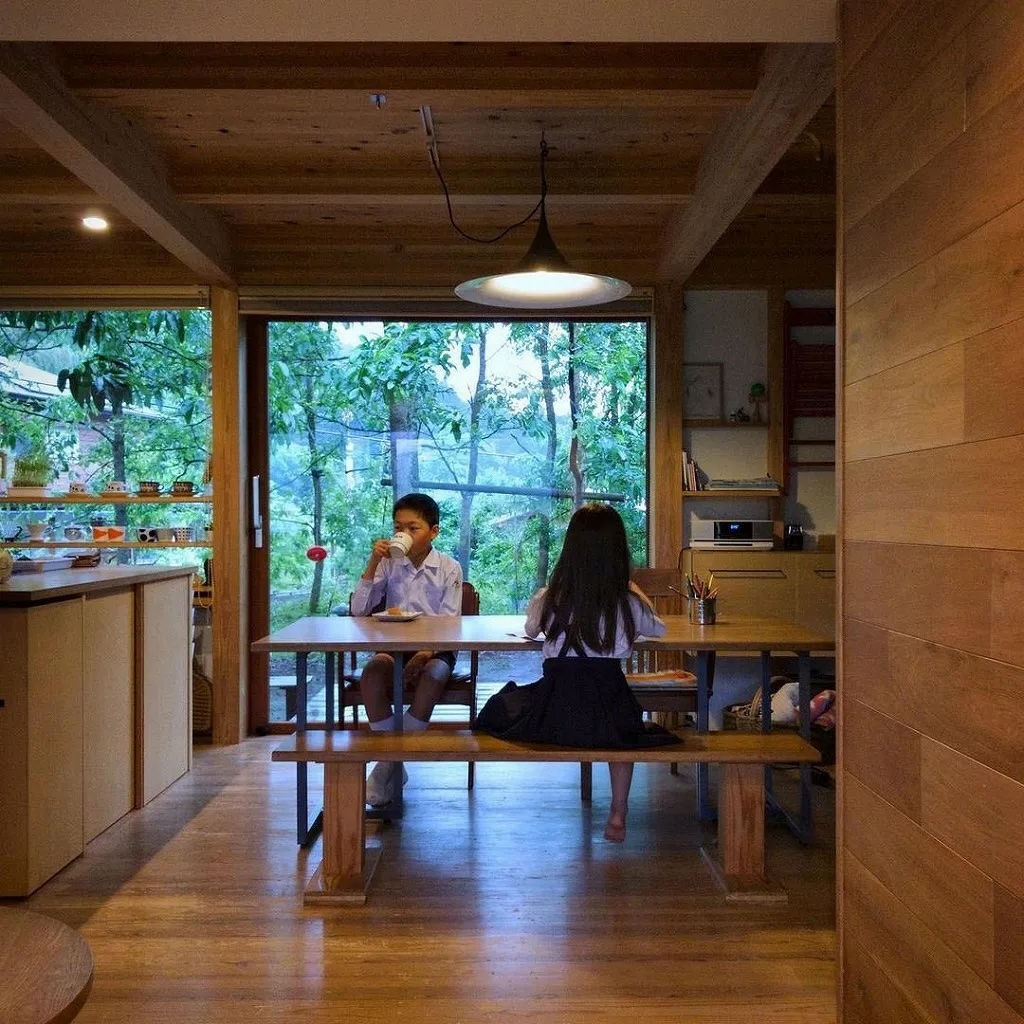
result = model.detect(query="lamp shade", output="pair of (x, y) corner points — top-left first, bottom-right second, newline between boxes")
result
(455, 208), (632, 309)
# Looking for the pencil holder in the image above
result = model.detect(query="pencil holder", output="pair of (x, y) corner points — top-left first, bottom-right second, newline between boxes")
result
(688, 596), (717, 625)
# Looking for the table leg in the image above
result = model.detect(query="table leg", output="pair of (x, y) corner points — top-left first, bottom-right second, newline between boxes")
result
(324, 651), (335, 728)
(760, 650), (774, 803)
(305, 762), (381, 905)
(796, 651), (814, 842)
(392, 654), (405, 812)
(695, 650), (715, 821)
(761, 650), (815, 844)
(294, 651), (321, 847)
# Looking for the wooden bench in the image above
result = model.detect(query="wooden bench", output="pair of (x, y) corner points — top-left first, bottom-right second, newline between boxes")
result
(272, 729), (820, 907)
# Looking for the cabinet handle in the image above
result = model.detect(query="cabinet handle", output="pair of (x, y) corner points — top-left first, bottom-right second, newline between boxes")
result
(814, 569), (836, 579)
(703, 568), (788, 579)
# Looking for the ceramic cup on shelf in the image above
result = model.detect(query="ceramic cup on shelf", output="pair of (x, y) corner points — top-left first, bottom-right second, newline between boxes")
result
(68, 481), (87, 495)
(173, 526), (194, 542)
(106, 525), (126, 542)
(137, 527), (159, 542)
(92, 525), (109, 541)
(26, 521), (48, 540)
(106, 480), (127, 493)
(171, 481), (195, 497)
(156, 527), (175, 542)
(64, 525), (86, 541)
(138, 481), (161, 495)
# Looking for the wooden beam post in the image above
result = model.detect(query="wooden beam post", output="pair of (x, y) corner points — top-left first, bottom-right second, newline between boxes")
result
(658, 43), (834, 283)
(211, 285), (246, 743)
(651, 282), (685, 568)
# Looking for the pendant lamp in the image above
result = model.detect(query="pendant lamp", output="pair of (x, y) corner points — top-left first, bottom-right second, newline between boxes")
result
(454, 140), (631, 309)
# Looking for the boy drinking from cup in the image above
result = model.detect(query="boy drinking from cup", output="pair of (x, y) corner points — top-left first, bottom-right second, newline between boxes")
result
(350, 492), (463, 806)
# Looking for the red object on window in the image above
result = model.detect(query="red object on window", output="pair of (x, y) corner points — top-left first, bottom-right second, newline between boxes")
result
(306, 545), (327, 562)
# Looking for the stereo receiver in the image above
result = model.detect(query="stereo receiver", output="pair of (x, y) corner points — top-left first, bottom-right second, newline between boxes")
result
(690, 516), (774, 549)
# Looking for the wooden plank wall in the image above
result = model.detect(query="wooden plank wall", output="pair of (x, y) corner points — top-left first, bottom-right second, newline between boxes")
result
(838, 2), (1024, 1021)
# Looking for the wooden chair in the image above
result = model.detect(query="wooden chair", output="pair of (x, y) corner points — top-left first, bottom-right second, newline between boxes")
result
(579, 567), (697, 800)
(337, 581), (481, 788)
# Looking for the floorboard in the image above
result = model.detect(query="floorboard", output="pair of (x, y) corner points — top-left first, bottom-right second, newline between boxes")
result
(6, 737), (837, 1023)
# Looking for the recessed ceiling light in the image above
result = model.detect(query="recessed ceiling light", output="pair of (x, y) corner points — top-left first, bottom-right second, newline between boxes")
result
(81, 214), (109, 231)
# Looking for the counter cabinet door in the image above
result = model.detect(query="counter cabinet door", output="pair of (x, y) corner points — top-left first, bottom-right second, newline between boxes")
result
(795, 554), (836, 638)
(686, 550), (797, 621)
(139, 575), (192, 805)
(83, 589), (135, 841)
(0, 601), (84, 897)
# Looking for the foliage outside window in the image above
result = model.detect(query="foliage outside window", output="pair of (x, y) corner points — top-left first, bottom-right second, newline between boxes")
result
(268, 319), (649, 628)
(0, 310), (213, 552)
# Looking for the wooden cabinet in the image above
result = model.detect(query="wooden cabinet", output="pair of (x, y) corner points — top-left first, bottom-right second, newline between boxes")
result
(0, 567), (193, 896)
(82, 590), (135, 841)
(793, 554), (836, 638)
(684, 549), (835, 639)
(140, 575), (192, 803)
(0, 600), (84, 896)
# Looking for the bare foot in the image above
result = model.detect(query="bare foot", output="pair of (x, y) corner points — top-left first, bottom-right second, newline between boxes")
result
(603, 822), (626, 842)
(604, 819), (626, 842)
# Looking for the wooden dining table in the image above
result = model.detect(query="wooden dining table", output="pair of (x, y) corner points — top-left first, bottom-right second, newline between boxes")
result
(0, 907), (93, 1024)
(252, 612), (834, 845)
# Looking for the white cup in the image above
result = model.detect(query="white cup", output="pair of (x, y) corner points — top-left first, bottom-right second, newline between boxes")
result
(388, 533), (412, 558)
(106, 480), (127, 493)
(27, 521), (48, 540)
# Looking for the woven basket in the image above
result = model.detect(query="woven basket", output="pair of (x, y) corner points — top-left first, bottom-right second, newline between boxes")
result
(723, 689), (770, 732)
(192, 668), (213, 734)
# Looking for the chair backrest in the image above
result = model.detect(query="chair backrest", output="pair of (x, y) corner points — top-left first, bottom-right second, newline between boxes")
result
(629, 567), (686, 674)
(460, 580), (480, 615)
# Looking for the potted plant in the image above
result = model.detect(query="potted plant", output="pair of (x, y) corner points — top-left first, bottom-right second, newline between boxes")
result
(11, 446), (53, 489)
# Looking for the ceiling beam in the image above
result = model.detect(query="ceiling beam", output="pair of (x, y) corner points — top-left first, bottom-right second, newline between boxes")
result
(0, 42), (235, 286)
(656, 42), (834, 283)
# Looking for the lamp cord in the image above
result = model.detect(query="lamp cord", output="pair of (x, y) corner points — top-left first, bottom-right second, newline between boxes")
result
(427, 130), (547, 245)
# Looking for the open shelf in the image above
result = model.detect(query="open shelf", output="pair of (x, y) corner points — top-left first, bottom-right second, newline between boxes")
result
(2, 540), (211, 549)
(1, 494), (211, 505)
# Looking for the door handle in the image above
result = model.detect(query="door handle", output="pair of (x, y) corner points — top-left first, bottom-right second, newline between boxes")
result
(251, 474), (263, 549)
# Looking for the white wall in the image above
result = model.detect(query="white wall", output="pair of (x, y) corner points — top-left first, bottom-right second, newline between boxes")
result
(683, 288), (836, 720)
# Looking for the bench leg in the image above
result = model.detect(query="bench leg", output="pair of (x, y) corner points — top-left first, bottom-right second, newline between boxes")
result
(304, 762), (381, 906)
(700, 763), (787, 905)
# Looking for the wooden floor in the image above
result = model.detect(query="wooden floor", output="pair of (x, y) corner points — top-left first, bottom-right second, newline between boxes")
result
(7, 738), (837, 1023)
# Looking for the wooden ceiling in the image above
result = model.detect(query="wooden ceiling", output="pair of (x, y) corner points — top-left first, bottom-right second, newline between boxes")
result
(0, 42), (836, 296)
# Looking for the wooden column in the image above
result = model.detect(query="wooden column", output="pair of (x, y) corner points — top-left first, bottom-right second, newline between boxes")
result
(651, 282), (685, 568)
(210, 286), (247, 744)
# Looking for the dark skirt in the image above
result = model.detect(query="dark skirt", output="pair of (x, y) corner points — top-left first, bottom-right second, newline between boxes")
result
(476, 657), (681, 749)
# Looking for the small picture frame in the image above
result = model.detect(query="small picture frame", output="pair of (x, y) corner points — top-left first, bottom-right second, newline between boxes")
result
(683, 362), (724, 424)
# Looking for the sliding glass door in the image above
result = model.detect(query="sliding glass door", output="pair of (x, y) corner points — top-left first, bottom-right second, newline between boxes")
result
(251, 317), (649, 730)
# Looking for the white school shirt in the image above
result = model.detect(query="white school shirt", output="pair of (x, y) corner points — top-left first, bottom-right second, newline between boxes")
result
(524, 587), (666, 659)
(350, 546), (463, 617)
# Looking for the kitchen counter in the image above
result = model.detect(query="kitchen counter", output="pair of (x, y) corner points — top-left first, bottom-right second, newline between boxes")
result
(0, 563), (196, 605)
(1, 563), (195, 896)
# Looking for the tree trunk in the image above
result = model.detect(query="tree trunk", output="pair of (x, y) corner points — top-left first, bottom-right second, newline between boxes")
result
(389, 397), (419, 500)
(536, 323), (558, 588)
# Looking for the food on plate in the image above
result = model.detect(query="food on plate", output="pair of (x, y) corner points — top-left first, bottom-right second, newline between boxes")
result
(386, 605), (403, 615)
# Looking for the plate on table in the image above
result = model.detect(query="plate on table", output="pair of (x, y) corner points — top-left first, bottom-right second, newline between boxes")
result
(372, 610), (423, 622)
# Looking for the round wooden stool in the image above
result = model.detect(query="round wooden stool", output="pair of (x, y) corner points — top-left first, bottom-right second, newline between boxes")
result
(0, 906), (93, 1024)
